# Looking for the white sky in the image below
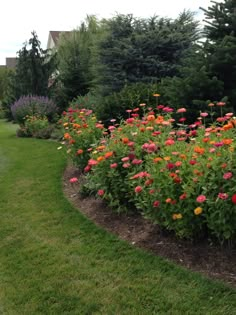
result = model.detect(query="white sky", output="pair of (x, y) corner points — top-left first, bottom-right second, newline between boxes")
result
(0, 0), (217, 65)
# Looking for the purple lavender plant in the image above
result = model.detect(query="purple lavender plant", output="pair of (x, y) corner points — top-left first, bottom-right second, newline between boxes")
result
(11, 95), (58, 124)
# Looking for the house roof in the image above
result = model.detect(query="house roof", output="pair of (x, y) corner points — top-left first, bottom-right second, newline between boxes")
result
(49, 31), (71, 47)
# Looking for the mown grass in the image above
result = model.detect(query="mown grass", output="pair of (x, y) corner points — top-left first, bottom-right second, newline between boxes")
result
(0, 119), (235, 314)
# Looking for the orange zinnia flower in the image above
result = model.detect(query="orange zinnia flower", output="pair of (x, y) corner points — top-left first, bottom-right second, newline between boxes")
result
(76, 149), (83, 155)
(97, 145), (106, 151)
(104, 151), (113, 158)
(97, 156), (105, 162)
(194, 146), (205, 154)
(64, 133), (71, 140)
(122, 137), (129, 144)
(223, 124), (233, 131)
(147, 114), (155, 121)
(222, 138), (233, 145)
(155, 115), (164, 124)
(73, 123), (81, 129)
(153, 157), (163, 163)
(179, 154), (187, 160)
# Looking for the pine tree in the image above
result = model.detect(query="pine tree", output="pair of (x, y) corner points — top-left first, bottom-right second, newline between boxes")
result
(13, 31), (54, 98)
(96, 13), (200, 96)
(201, 0), (236, 109)
(54, 16), (99, 108)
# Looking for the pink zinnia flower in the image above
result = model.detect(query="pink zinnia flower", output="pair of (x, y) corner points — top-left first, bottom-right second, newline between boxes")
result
(209, 148), (216, 153)
(176, 107), (186, 113)
(88, 159), (98, 166)
(162, 106), (174, 113)
(218, 193), (229, 200)
(123, 163), (131, 168)
(175, 161), (182, 167)
(214, 142), (224, 147)
(223, 172), (233, 180)
(200, 112), (208, 117)
(196, 195), (206, 203)
(121, 157), (130, 162)
(69, 177), (78, 183)
(126, 118), (135, 124)
(135, 186), (143, 193)
(165, 139), (175, 146)
(217, 102), (226, 106)
(132, 159), (143, 165)
(110, 163), (118, 169)
(108, 125), (116, 131)
(84, 165), (91, 172)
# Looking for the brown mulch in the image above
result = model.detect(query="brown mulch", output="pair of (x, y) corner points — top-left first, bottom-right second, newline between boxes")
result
(63, 165), (236, 288)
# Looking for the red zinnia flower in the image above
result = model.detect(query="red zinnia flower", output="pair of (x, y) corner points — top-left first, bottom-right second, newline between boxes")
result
(153, 200), (160, 207)
(97, 189), (105, 196)
(232, 194), (236, 204)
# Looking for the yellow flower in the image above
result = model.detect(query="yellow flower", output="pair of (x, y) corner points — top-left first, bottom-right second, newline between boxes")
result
(153, 93), (160, 97)
(194, 207), (203, 215)
(172, 213), (182, 220)
(163, 156), (171, 161)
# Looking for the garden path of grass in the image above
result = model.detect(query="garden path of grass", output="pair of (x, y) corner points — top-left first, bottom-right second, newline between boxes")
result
(0, 119), (235, 315)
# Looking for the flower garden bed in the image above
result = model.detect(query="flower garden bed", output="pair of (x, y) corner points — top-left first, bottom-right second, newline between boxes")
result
(61, 102), (236, 245)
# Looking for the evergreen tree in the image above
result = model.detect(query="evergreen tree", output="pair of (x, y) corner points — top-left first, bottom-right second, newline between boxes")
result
(13, 31), (54, 98)
(54, 16), (100, 108)
(96, 12), (200, 96)
(201, 0), (236, 109)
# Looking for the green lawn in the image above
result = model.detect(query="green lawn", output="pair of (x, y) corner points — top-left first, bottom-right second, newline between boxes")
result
(0, 119), (235, 314)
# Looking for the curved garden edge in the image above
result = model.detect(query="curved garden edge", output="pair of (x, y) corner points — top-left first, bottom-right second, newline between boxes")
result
(63, 164), (236, 288)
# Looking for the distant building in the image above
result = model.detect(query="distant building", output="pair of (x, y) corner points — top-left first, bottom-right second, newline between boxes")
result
(6, 57), (18, 69)
(47, 31), (71, 50)
(46, 31), (72, 87)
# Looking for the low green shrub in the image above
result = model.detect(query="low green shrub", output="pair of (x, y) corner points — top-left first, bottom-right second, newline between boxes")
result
(17, 115), (54, 139)
(69, 93), (98, 111)
(95, 82), (158, 123)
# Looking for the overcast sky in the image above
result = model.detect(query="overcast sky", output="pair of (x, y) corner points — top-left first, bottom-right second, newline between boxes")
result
(0, 0), (217, 65)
